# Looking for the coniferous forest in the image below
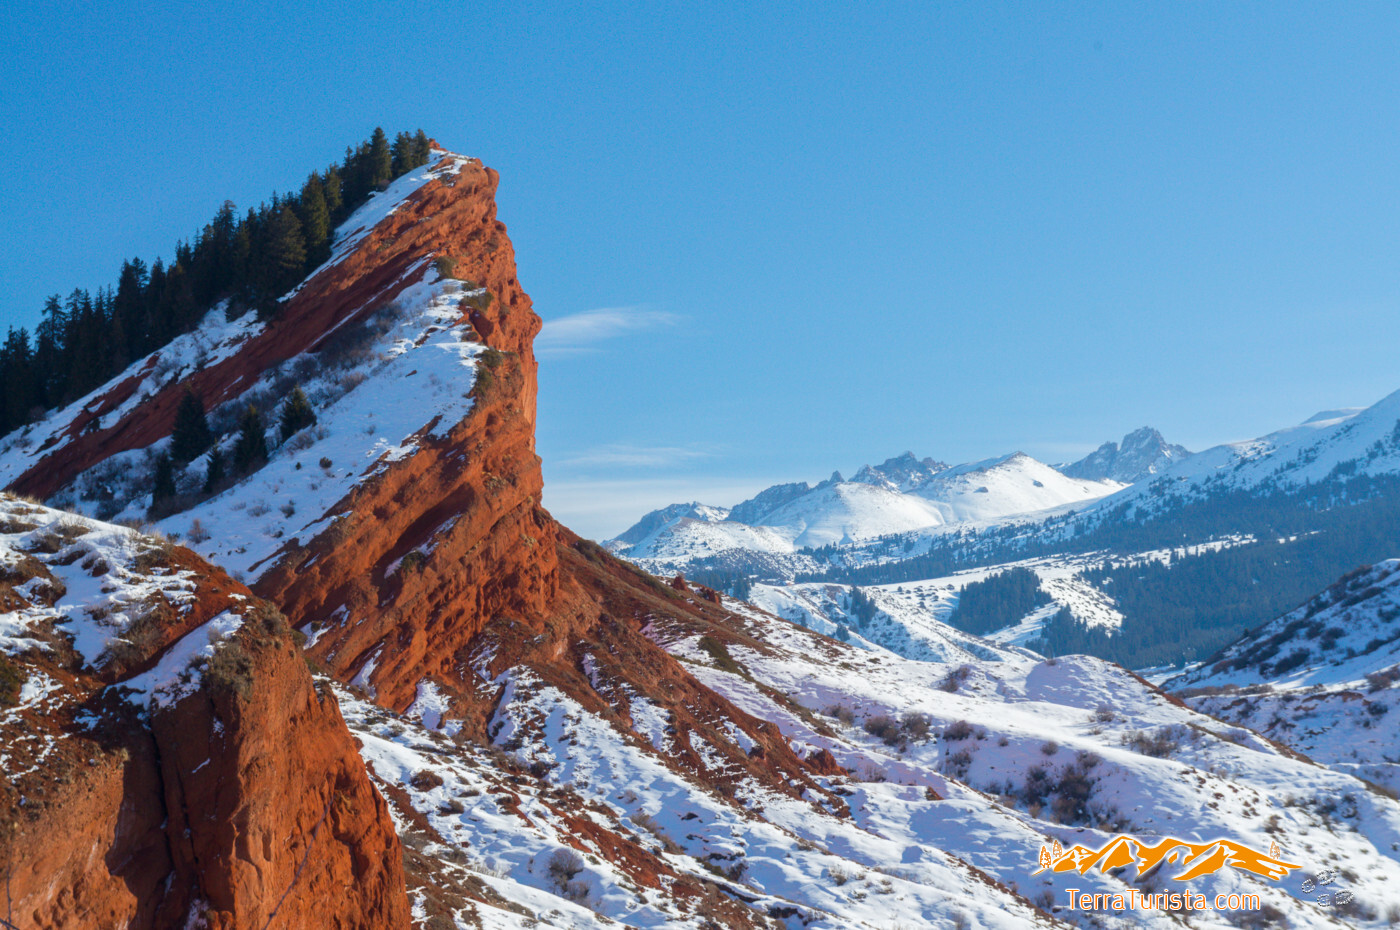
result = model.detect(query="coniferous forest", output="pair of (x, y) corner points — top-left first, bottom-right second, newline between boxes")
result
(0, 128), (433, 437)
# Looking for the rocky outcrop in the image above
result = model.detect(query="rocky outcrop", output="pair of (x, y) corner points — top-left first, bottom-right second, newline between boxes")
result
(1, 149), (847, 925)
(249, 157), (560, 711)
(1061, 427), (1190, 484)
(0, 503), (409, 929)
(850, 451), (949, 492)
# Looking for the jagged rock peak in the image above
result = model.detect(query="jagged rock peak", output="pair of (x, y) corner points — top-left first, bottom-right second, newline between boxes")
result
(1060, 426), (1190, 483)
(851, 451), (949, 491)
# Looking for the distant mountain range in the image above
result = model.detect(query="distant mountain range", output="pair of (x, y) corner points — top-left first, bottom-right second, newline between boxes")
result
(608, 393), (1400, 672)
(607, 431), (1190, 559)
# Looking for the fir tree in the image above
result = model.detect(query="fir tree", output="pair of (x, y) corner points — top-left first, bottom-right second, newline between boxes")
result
(1, 328), (36, 433)
(151, 453), (177, 506)
(203, 445), (226, 493)
(298, 173), (331, 266)
(232, 406), (267, 473)
(278, 386), (316, 442)
(368, 127), (392, 189)
(322, 164), (344, 219)
(265, 205), (307, 300)
(411, 129), (432, 167)
(170, 391), (213, 463)
(391, 131), (414, 176)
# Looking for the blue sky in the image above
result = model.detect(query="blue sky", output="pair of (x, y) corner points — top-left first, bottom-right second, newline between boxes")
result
(5, 2), (1400, 538)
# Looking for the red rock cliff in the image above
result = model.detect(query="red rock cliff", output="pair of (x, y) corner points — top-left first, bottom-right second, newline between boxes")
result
(0, 511), (410, 929)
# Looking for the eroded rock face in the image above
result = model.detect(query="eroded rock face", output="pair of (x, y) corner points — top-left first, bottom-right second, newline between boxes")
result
(0, 506), (409, 929)
(250, 160), (561, 711)
(3, 152), (844, 924)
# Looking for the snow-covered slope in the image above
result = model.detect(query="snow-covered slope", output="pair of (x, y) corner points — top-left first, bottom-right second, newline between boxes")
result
(905, 452), (1123, 524)
(0, 153), (495, 581)
(755, 480), (955, 547)
(1170, 560), (1400, 792)
(324, 579), (1400, 928)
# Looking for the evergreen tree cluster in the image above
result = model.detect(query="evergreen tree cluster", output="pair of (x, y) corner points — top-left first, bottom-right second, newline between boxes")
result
(1, 128), (433, 438)
(847, 586), (879, 628)
(948, 567), (1050, 636)
(146, 381), (317, 518)
(1035, 489), (1400, 668)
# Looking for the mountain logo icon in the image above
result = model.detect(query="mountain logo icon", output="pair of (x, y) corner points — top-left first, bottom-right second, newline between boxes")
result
(1035, 834), (1301, 883)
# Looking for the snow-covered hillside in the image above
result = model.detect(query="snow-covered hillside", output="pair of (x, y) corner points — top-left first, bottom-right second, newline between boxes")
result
(348, 582), (1400, 928)
(747, 540), (1254, 662)
(0, 153), (496, 581)
(904, 452), (1122, 523)
(1171, 560), (1400, 792)
(0, 495), (249, 703)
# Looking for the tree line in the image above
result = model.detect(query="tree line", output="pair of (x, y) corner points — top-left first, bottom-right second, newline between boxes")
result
(948, 567), (1050, 636)
(1, 128), (434, 437)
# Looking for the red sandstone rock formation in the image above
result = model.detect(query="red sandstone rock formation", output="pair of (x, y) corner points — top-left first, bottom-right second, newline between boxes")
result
(0, 520), (409, 929)
(3, 149), (842, 924)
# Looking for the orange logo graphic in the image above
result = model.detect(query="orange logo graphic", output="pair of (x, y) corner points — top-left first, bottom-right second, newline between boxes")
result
(1035, 834), (1301, 882)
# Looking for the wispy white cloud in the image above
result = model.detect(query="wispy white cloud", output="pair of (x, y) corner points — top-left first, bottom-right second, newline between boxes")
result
(541, 477), (778, 541)
(537, 306), (678, 356)
(557, 443), (714, 468)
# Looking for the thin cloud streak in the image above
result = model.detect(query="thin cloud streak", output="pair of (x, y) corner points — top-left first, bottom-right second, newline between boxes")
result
(541, 477), (778, 541)
(557, 444), (715, 469)
(537, 306), (679, 356)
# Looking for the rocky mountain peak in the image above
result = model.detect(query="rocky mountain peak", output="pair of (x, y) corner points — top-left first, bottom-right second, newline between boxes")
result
(851, 451), (949, 491)
(1060, 426), (1190, 483)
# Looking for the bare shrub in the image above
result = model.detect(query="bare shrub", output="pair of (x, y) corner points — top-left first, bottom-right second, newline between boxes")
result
(205, 639), (254, 700)
(825, 703), (857, 727)
(1124, 726), (1186, 758)
(943, 719), (975, 741)
(545, 848), (585, 889)
(944, 749), (973, 780)
(285, 430), (317, 453)
(900, 711), (932, 743)
(631, 811), (683, 854)
(863, 714), (902, 747)
(938, 666), (971, 693)
(410, 769), (445, 791)
(561, 879), (592, 906)
(1366, 666), (1400, 691)
(187, 518), (210, 543)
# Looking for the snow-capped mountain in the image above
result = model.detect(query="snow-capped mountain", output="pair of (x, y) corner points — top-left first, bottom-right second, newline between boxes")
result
(609, 451), (1122, 563)
(1060, 427), (1191, 483)
(1077, 396), (1400, 525)
(904, 452), (1122, 522)
(603, 500), (730, 548)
